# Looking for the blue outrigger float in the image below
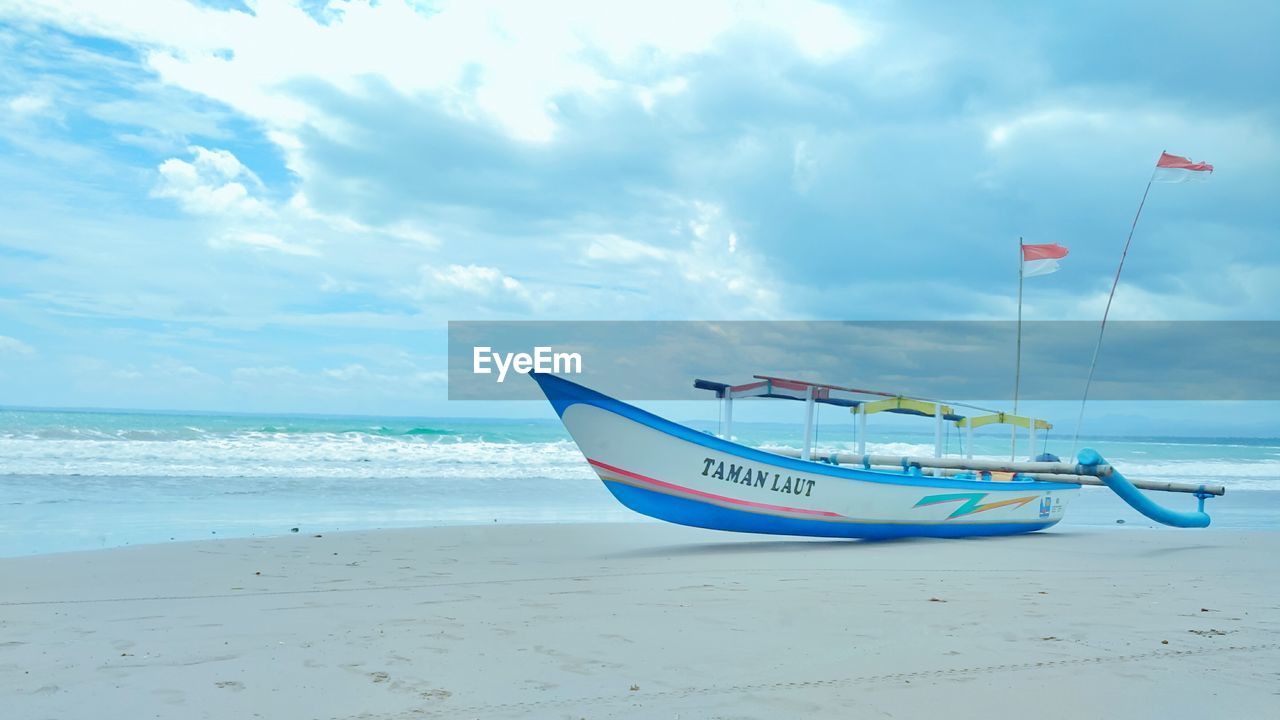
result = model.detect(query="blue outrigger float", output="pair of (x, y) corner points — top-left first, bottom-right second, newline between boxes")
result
(532, 372), (1223, 540)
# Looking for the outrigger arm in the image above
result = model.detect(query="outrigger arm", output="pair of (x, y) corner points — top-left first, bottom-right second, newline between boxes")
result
(768, 447), (1219, 528)
(1077, 449), (1213, 529)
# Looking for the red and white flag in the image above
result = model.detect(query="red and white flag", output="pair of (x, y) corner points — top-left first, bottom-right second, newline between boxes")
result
(1153, 151), (1214, 183)
(1022, 242), (1068, 278)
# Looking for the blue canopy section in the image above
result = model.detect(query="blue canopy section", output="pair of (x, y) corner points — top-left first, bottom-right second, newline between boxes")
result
(694, 378), (863, 407)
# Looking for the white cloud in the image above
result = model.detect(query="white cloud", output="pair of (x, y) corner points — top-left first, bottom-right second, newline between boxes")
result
(412, 370), (448, 385)
(791, 139), (818, 193)
(153, 145), (265, 215)
(678, 203), (779, 317)
(986, 107), (1111, 149)
(636, 77), (689, 113)
(4, 0), (864, 144)
(981, 103), (1278, 167)
(585, 234), (669, 263)
(0, 0), (853, 327)
(414, 263), (531, 303)
(151, 357), (212, 382)
(210, 231), (319, 257)
(322, 363), (370, 381)
(286, 192), (439, 248)
(319, 273), (361, 293)
(569, 202), (780, 319)
(7, 93), (52, 115)
(231, 365), (306, 382)
(1061, 263), (1280, 320)
(111, 366), (143, 380)
(0, 335), (36, 356)
(231, 363), (448, 393)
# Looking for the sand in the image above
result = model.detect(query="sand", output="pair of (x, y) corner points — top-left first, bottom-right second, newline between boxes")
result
(2, 523), (1277, 719)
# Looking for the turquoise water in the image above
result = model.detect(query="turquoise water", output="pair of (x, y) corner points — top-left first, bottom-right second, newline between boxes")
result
(2, 408), (1277, 556)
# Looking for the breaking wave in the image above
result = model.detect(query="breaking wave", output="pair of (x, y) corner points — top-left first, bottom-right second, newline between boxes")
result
(0, 433), (596, 480)
(1, 412), (1276, 489)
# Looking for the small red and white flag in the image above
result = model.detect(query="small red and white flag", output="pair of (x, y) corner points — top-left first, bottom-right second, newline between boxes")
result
(1153, 151), (1214, 183)
(1022, 242), (1068, 278)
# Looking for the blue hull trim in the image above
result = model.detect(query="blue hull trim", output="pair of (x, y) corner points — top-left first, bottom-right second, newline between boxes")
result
(602, 480), (1058, 539)
(530, 372), (1079, 493)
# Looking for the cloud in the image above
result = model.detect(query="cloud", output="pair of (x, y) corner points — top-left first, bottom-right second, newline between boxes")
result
(228, 362), (449, 406)
(0, 0), (1277, 415)
(585, 234), (669, 263)
(986, 107), (1111, 149)
(132, 357), (216, 384)
(111, 366), (143, 380)
(412, 263), (533, 305)
(210, 230), (319, 257)
(0, 335), (36, 356)
(230, 365), (305, 383)
(6, 93), (52, 115)
(4, 0), (864, 144)
(321, 363), (370, 381)
(153, 145), (266, 215)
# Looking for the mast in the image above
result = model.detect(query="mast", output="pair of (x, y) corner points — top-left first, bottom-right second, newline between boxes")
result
(1012, 237), (1023, 460)
(1073, 156), (1160, 452)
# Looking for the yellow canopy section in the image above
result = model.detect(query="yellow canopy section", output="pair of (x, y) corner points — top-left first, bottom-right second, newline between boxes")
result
(857, 396), (959, 420)
(955, 413), (1052, 431)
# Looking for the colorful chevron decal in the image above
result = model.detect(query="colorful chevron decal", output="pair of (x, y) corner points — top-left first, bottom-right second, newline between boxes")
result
(914, 492), (1038, 520)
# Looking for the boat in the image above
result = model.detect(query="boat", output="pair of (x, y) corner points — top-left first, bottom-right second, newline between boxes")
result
(530, 372), (1222, 539)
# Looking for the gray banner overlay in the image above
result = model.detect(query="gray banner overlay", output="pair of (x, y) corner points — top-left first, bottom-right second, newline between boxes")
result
(448, 321), (1279, 401)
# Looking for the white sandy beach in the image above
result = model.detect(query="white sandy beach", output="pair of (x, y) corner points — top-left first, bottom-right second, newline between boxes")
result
(3, 524), (1277, 719)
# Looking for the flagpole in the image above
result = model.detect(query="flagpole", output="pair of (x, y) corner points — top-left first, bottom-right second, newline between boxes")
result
(1072, 154), (1161, 452)
(1012, 237), (1023, 460)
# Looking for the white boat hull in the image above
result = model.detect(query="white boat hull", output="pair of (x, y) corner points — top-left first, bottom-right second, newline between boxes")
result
(534, 373), (1078, 539)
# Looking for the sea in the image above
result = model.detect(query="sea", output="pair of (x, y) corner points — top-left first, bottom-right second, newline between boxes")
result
(2, 408), (1278, 556)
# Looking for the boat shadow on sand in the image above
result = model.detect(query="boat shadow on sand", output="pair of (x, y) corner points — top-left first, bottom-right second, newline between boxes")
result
(598, 530), (1077, 560)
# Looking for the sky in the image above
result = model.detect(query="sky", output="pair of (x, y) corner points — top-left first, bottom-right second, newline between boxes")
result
(0, 0), (1277, 425)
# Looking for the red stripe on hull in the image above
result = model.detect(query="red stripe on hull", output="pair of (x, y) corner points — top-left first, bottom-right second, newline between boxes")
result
(586, 458), (843, 518)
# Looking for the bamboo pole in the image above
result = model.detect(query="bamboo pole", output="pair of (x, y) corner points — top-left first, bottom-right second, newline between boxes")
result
(1074, 158), (1161, 452)
(768, 447), (1106, 475)
(856, 404), (866, 455)
(800, 385), (815, 461)
(723, 393), (733, 440)
(932, 405), (942, 476)
(765, 448), (1224, 496)
(931, 468), (1224, 496)
(1013, 236), (1023, 461)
